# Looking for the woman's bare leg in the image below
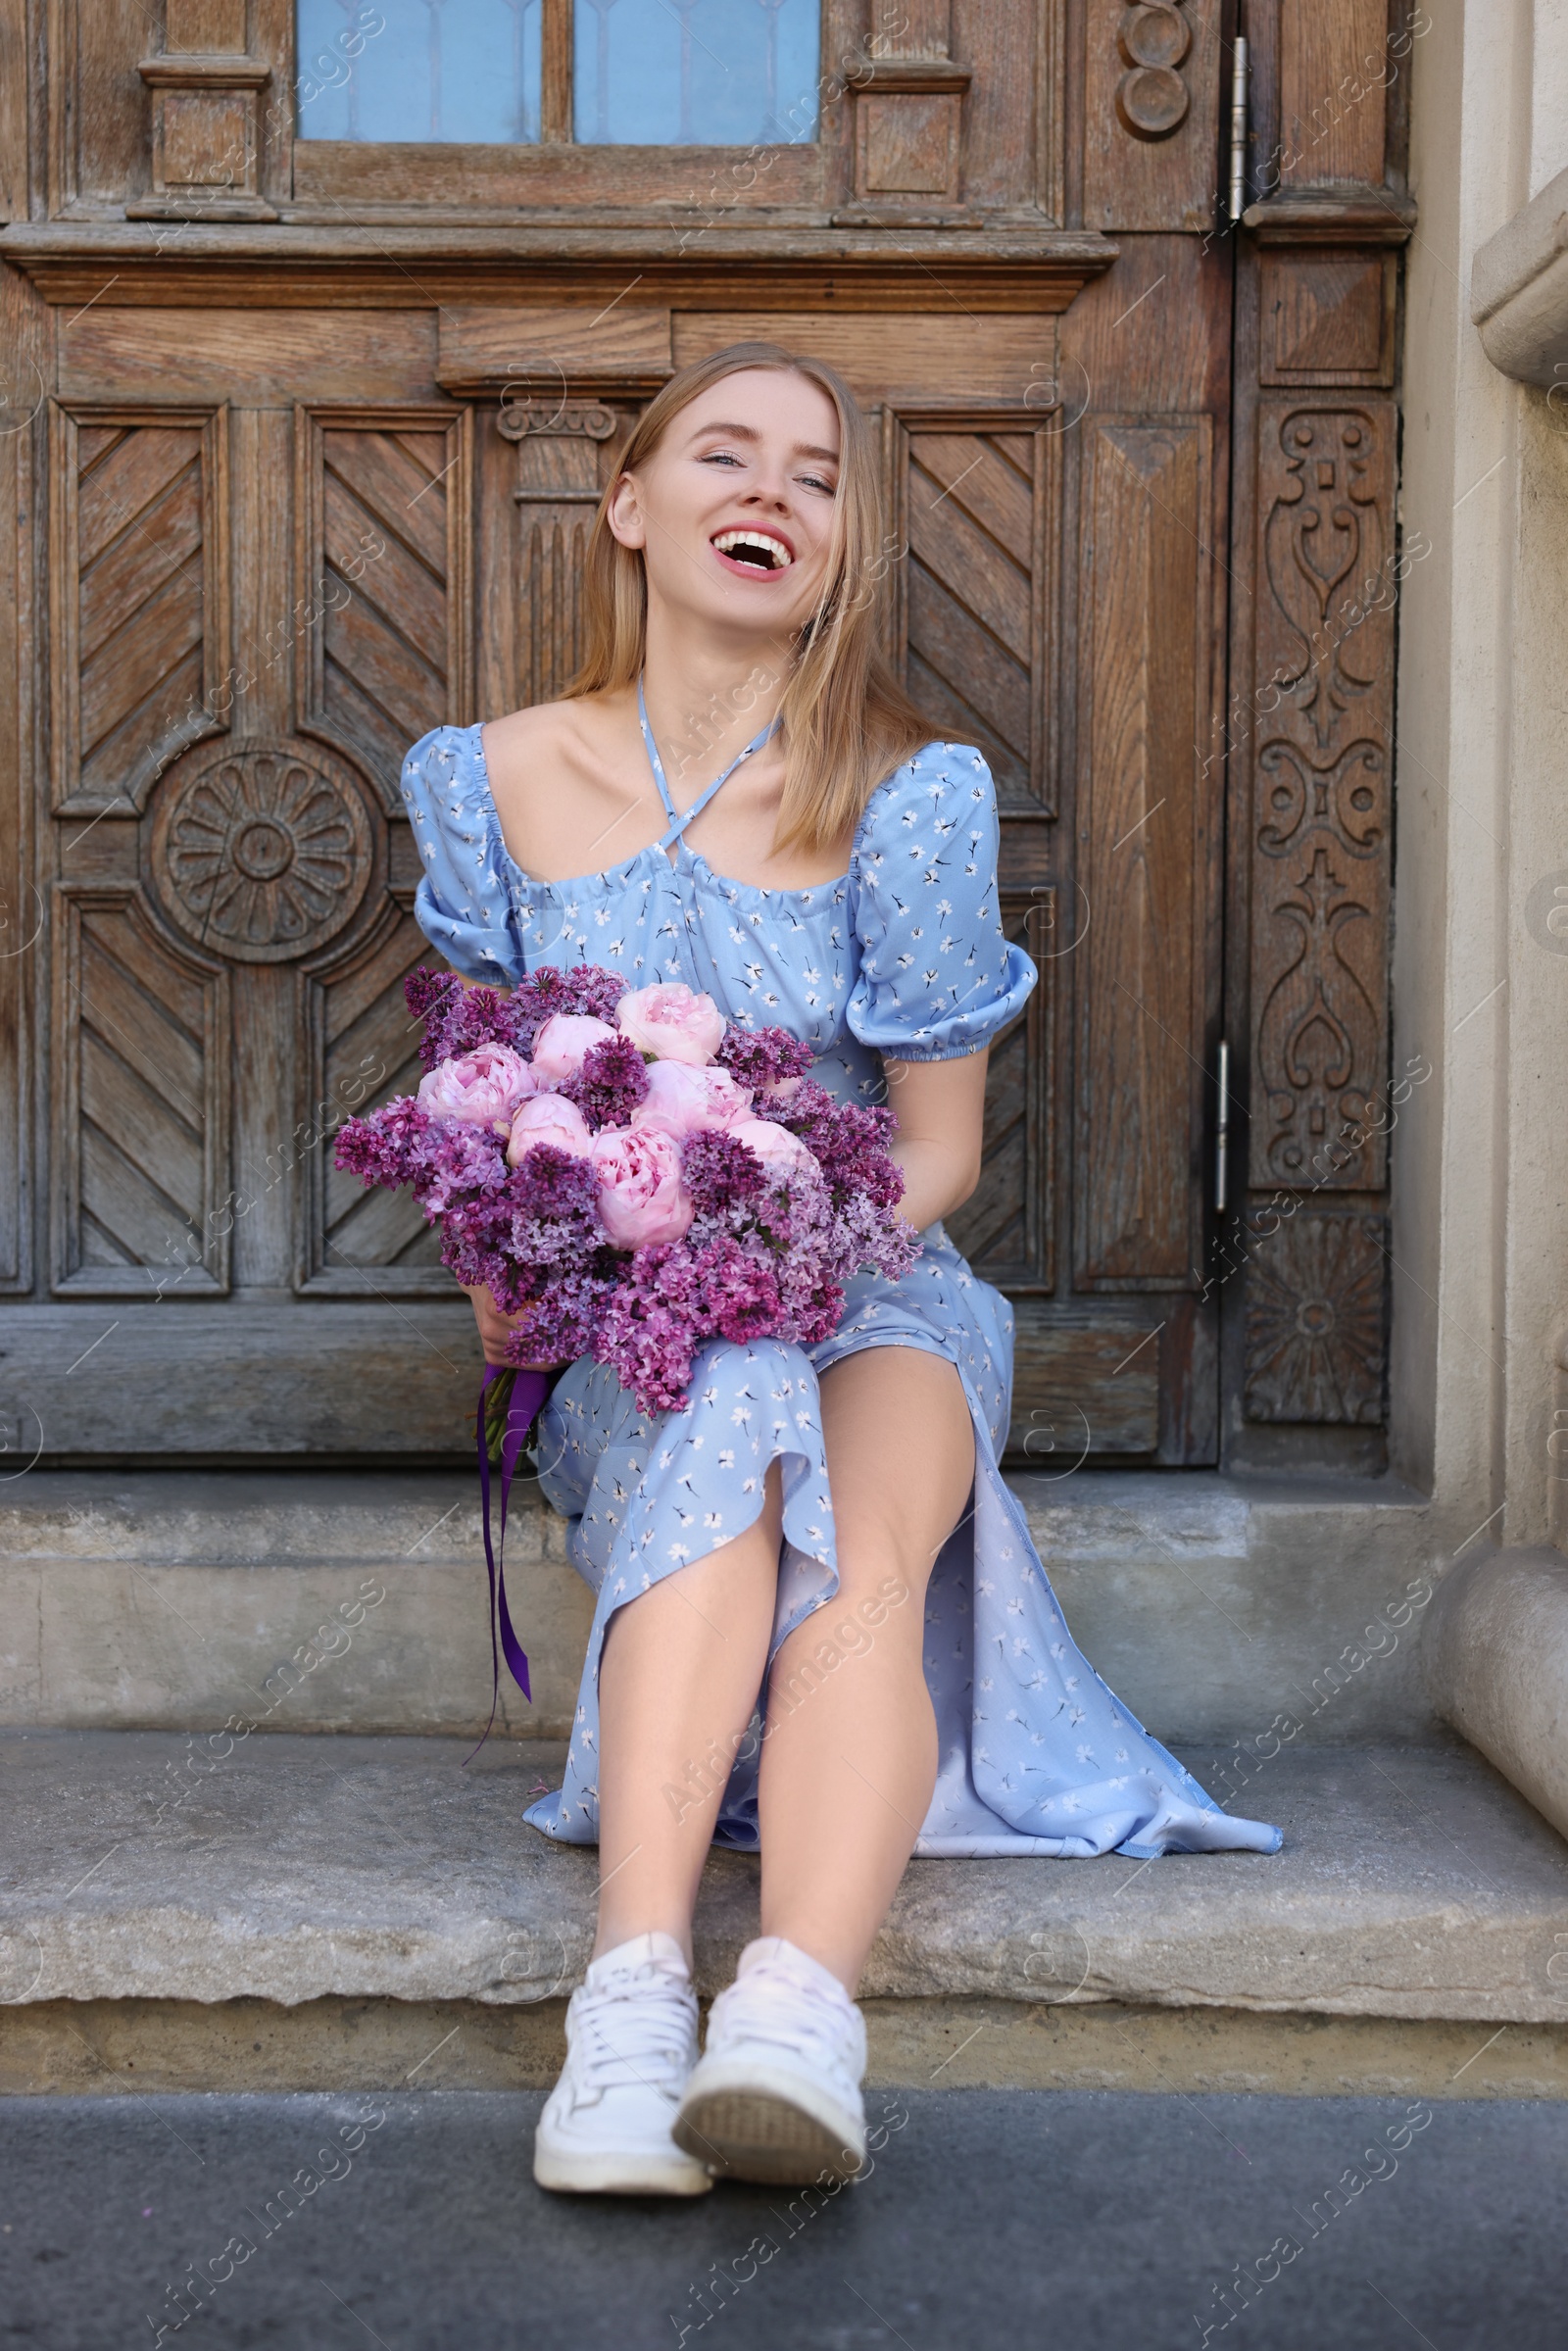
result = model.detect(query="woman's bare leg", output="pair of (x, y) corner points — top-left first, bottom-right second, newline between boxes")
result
(593, 1462), (783, 1962)
(757, 1347), (974, 1990)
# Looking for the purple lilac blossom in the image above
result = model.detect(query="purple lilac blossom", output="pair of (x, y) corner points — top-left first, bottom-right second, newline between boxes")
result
(559, 1034), (651, 1130)
(715, 1024), (815, 1093)
(342, 972), (920, 1419)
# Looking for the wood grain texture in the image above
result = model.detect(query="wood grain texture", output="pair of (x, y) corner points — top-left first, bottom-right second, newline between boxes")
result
(49, 405), (230, 815)
(945, 901), (1051, 1292)
(1259, 250), (1395, 385)
(301, 896), (448, 1296)
(289, 140), (827, 213)
(10, 238), (1119, 319)
(0, 0), (26, 224)
(437, 307), (672, 397)
(1248, 401), (1394, 1192)
(1058, 236), (1232, 416)
(671, 314), (1055, 405)
(229, 403), (291, 741)
(1082, 0), (1224, 233)
(297, 408), (472, 808)
(0, 261), (43, 1292)
(50, 0), (151, 212)
(858, 95), (960, 196)
(167, 0), (248, 48)
(0, 1302), (482, 1453)
(50, 886), (230, 1296)
(950, 0), (1059, 215)
(890, 416), (1055, 811)
(60, 310), (443, 406)
(1279, 0), (1389, 189)
(1074, 417), (1210, 1292)
(1008, 1309), (1161, 1456)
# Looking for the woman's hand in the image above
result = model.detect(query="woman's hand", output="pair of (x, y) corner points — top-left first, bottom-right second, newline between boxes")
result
(459, 1282), (565, 1372)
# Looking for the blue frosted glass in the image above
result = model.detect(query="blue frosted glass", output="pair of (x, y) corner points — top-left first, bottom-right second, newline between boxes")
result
(574, 0), (820, 145)
(295, 1), (543, 142)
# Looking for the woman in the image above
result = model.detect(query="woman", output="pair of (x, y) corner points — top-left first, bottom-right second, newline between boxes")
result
(402, 343), (1280, 2200)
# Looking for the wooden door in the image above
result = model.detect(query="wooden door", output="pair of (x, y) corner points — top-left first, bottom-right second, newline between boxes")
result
(0, 0), (1408, 1473)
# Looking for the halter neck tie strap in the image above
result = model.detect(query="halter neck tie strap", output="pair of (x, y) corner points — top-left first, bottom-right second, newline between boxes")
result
(637, 674), (778, 850)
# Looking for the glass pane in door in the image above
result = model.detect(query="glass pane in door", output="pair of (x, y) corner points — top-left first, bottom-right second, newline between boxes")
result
(573, 0), (820, 144)
(295, 0), (544, 142)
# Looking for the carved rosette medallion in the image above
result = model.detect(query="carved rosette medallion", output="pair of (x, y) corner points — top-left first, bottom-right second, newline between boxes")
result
(150, 739), (373, 963)
(1115, 2), (1193, 140)
(1243, 1211), (1387, 1424)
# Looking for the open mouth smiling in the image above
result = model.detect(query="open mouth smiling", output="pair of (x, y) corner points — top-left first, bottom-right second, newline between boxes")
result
(710, 528), (794, 574)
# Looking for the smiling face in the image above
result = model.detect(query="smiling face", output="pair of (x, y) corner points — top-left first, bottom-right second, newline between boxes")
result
(607, 367), (842, 643)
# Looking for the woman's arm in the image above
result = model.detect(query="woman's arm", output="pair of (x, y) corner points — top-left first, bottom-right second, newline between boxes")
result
(883, 1050), (989, 1231)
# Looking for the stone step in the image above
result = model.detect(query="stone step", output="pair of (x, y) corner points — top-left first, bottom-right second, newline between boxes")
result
(0, 1466), (1451, 1743)
(5, 1730), (1567, 2103)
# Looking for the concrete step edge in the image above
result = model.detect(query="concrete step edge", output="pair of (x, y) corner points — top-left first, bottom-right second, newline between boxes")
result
(6, 1995), (1566, 2103)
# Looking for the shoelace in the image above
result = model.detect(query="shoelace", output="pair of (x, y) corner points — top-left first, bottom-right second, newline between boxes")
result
(572, 1967), (694, 2095)
(709, 1961), (857, 2077)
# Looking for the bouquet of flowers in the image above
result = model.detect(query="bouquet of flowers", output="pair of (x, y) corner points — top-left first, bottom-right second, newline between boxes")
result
(336, 964), (918, 1418)
(336, 965), (916, 1731)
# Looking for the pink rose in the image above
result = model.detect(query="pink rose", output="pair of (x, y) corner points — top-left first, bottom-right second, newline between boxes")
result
(629, 1059), (753, 1139)
(531, 1013), (618, 1084)
(416, 1045), (536, 1127)
(590, 1125), (695, 1249)
(616, 982), (726, 1066)
(506, 1093), (594, 1165)
(729, 1116), (816, 1183)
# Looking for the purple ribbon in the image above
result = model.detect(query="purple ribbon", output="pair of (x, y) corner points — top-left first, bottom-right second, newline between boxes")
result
(468, 1364), (549, 1759)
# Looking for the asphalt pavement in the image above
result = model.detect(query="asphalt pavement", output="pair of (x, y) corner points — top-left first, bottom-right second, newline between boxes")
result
(2, 2086), (1563, 2350)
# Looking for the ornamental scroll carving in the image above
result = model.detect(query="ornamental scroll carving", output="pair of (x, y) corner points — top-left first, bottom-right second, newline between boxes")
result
(1115, 2), (1194, 139)
(1249, 404), (1396, 1192)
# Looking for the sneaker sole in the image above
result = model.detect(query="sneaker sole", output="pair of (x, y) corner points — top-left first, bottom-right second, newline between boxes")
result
(533, 2139), (713, 2197)
(674, 2058), (865, 2186)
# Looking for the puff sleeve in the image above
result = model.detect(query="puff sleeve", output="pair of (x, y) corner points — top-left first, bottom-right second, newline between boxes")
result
(400, 726), (525, 986)
(845, 742), (1037, 1061)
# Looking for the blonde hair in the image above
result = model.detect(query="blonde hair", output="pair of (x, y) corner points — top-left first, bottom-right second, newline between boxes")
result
(566, 342), (932, 856)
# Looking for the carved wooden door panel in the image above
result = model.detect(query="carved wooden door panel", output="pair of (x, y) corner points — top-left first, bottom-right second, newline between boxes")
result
(26, 394), (483, 1454)
(2, 0), (1407, 1472)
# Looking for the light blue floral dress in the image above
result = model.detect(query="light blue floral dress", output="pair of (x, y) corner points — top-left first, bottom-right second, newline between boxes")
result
(403, 720), (1282, 1861)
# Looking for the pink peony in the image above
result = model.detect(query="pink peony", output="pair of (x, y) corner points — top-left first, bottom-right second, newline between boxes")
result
(416, 1045), (536, 1127)
(531, 1013), (618, 1084)
(728, 1116), (816, 1183)
(758, 1075), (804, 1107)
(629, 1059), (753, 1140)
(616, 982), (725, 1066)
(590, 1125), (695, 1249)
(506, 1093), (594, 1165)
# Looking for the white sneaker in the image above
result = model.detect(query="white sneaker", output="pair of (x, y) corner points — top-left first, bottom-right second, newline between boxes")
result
(674, 1936), (867, 2185)
(533, 1931), (713, 2196)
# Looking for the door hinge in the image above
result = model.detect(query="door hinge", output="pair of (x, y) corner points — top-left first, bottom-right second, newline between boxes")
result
(1228, 39), (1250, 222)
(1214, 1039), (1231, 1216)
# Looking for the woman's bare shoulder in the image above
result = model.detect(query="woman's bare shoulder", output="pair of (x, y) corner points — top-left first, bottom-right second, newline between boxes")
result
(483, 695), (585, 765)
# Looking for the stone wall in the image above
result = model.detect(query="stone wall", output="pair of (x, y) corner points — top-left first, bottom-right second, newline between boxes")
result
(1392, 0), (1568, 1549)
